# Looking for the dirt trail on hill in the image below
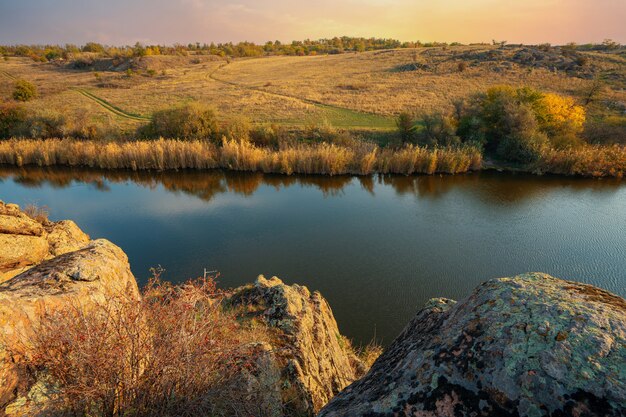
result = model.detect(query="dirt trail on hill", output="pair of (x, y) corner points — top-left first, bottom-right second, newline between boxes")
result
(71, 88), (151, 121)
(0, 70), (17, 80)
(207, 61), (394, 129)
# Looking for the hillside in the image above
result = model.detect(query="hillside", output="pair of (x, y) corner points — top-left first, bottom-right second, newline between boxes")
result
(1, 44), (624, 138)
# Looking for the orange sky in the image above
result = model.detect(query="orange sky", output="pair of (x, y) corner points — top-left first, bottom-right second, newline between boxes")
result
(0, 0), (624, 44)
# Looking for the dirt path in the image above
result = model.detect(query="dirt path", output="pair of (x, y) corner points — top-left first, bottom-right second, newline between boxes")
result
(0, 70), (17, 80)
(71, 88), (151, 121)
(207, 61), (394, 129)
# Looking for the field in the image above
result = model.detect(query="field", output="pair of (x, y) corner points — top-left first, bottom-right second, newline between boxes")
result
(1, 44), (625, 138)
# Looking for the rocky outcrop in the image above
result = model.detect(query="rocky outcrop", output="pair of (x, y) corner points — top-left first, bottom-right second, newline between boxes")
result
(0, 203), (138, 413)
(319, 273), (626, 417)
(229, 276), (366, 416)
(0, 201), (90, 282)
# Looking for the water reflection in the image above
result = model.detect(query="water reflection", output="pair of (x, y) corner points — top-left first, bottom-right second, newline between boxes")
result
(1, 166), (622, 205)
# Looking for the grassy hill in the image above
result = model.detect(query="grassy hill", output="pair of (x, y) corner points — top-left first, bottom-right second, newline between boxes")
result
(1, 44), (624, 140)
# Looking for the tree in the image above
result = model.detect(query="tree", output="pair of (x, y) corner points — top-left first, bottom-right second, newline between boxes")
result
(534, 93), (585, 139)
(13, 79), (37, 101)
(396, 112), (416, 143)
(82, 42), (105, 53)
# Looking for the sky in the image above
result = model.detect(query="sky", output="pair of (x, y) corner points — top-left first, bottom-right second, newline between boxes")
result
(0, 0), (624, 46)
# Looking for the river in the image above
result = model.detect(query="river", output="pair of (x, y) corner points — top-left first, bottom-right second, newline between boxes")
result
(1, 166), (624, 345)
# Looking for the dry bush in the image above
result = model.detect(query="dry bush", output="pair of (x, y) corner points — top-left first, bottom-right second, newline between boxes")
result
(22, 204), (49, 223)
(534, 144), (626, 177)
(15, 274), (272, 417)
(144, 103), (220, 141)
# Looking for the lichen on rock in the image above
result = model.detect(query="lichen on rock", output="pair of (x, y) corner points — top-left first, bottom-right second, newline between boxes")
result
(319, 273), (626, 417)
(228, 275), (366, 416)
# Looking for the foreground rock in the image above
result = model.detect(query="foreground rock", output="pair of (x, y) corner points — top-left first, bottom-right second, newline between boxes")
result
(228, 276), (366, 416)
(0, 203), (139, 413)
(319, 273), (626, 417)
(0, 201), (89, 282)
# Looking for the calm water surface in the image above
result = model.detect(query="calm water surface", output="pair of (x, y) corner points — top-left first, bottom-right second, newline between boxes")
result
(1, 166), (625, 345)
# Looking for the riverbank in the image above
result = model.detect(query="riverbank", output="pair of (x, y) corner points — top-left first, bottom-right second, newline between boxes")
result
(1, 138), (624, 178)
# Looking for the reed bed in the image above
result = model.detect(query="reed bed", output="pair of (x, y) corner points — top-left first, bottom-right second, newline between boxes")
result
(534, 145), (626, 178)
(0, 138), (483, 176)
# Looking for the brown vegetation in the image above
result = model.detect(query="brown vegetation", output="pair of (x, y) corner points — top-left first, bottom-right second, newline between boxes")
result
(0, 138), (482, 175)
(534, 145), (626, 178)
(11, 274), (273, 417)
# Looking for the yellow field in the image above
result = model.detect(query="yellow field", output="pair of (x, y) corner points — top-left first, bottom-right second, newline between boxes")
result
(1, 45), (624, 135)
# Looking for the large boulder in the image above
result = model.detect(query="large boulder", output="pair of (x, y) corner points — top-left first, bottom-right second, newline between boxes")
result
(0, 239), (140, 412)
(319, 273), (626, 417)
(229, 276), (366, 416)
(0, 202), (90, 283)
(0, 202), (48, 278)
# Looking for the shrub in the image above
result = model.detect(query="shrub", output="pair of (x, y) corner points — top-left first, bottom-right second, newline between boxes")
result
(417, 113), (460, 146)
(250, 124), (281, 148)
(223, 115), (251, 143)
(23, 203), (49, 223)
(457, 62), (467, 72)
(13, 79), (38, 101)
(145, 103), (220, 141)
(395, 112), (416, 144)
(456, 86), (586, 162)
(15, 275), (271, 417)
(495, 103), (548, 163)
(23, 109), (68, 138)
(0, 102), (28, 138)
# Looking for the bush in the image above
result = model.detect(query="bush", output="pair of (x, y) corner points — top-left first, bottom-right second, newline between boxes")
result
(493, 103), (548, 163)
(395, 112), (416, 144)
(455, 86), (586, 162)
(250, 124), (281, 148)
(223, 115), (251, 143)
(16, 275), (271, 417)
(0, 103), (28, 138)
(22, 109), (68, 138)
(417, 113), (460, 146)
(13, 79), (38, 101)
(145, 103), (220, 141)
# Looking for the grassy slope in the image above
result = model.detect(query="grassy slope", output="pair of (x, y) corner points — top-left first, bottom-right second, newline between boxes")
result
(0, 45), (624, 134)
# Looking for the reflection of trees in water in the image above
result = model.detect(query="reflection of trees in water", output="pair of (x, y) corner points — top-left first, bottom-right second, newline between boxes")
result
(0, 166), (622, 204)
(380, 172), (624, 205)
(0, 167), (355, 201)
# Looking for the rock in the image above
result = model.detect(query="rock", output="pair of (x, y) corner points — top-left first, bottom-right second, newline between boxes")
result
(0, 202), (90, 282)
(0, 239), (140, 412)
(229, 275), (366, 416)
(46, 220), (90, 257)
(0, 202), (49, 276)
(319, 273), (626, 417)
(0, 234), (49, 277)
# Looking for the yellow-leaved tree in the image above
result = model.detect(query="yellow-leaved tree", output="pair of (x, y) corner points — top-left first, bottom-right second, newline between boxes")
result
(534, 93), (586, 139)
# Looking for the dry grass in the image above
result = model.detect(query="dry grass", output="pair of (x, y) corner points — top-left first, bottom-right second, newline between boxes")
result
(22, 203), (49, 223)
(10, 275), (274, 417)
(535, 145), (626, 178)
(1, 46), (623, 130)
(0, 138), (482, 175)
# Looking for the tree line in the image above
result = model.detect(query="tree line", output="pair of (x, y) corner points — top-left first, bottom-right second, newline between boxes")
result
(0, 37), (468, 62)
